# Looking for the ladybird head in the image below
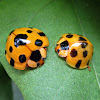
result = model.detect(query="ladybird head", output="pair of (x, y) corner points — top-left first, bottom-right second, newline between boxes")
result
(27, 49), (45, 68)
(55, 39), (69, 58)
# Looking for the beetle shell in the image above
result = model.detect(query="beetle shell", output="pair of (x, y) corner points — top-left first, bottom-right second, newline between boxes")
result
(55, 34), (93, 69)
(5, 28), (49, 70)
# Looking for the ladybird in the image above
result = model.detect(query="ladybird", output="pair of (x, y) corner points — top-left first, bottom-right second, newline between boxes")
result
(55, 33), (93, 71)
(5, 28), (49, 70)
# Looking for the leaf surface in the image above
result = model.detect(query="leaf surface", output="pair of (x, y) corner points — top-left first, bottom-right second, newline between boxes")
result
(0, 63), (13, 100)
(0, 0), (100, 100)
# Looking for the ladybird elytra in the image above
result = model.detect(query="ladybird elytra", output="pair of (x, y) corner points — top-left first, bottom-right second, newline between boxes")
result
(5, 28), (49, 70)
(55, 33), (93, 70)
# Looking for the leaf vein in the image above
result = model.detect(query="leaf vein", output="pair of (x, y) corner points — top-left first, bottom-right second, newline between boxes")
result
(92, 62), (100, 89)
(26, 0), (54, 27)
(72, 0), (100, 90)
(71, 0), (85, 36)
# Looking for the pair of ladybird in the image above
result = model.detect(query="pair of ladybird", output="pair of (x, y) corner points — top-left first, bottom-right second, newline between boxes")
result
(5, 28), (93, 70)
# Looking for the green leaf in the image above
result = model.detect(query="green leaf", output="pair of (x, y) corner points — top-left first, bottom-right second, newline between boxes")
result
(0, 63), (13, 100)
(0, 0), (100, 100)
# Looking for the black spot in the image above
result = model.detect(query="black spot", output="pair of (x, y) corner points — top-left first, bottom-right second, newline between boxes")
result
(30, 50), (41, 62)
(9, 46), (13, 53)
(60, 41), (69, 50)
(37, 63), (40, 67)
(35, 39), (43, 46)
(87, 60), (90, 65)
(83, 50), (88, 58)
(66, 34), (73, 38)
(19, 55), (26, 63)
(10, 58), (14, 66)
(42, 58), (45, 60)
(70, 49), (77, 57)
(75, 60), (82, 68)
(38, 32), (46, 36)
(57, 49), (60, 53)
(79, 37), (87, 41)
(5, 50), (7, 54)
(81, 42), (88, 48)
(14, 34), (28, 47)
(9, 30), (14, 35)
(27, 30), (32, 33)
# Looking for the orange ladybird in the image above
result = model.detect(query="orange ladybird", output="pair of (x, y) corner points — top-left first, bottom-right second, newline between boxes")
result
(5, 28), (49, 70)
(55, 33), (93, 71)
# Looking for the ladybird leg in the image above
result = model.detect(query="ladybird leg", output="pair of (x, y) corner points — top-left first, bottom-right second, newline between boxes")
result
(64, 57), (66, 60)
(88, 66), (91, 71)
(39, 59), (44, 66)
(26, 64), (28, 67)
(44, 47), (47, 51)
(36, 63), (39, 69)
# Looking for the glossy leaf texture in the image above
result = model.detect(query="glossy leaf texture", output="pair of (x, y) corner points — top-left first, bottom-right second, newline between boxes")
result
(0, 0), (100, 100)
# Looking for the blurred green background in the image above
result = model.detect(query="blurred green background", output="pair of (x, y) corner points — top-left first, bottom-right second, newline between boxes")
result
(0, 0), (100, 100)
